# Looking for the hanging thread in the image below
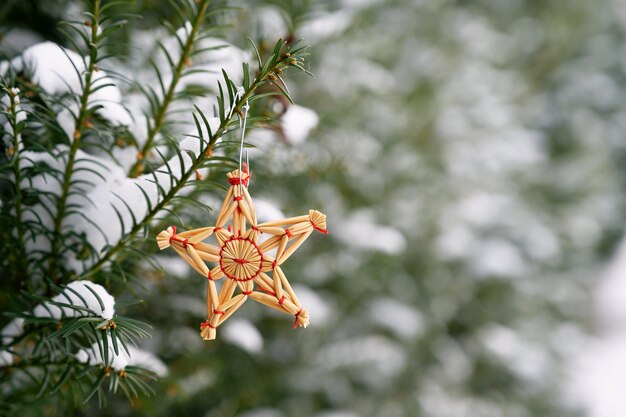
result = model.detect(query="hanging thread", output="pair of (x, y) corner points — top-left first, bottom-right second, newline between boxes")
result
(225, 86), (250, 192)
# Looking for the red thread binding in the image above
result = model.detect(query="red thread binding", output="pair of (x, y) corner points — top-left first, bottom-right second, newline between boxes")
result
(310, 220), (329, 234)
(234, 196), (243, 201)
(272, 260), (277, 269)
(169, 226), (189, 247)
(228, 167), (251, 186)
(259, 287), (276, 296)
(168, 226), (177, 245)
(200, 320), (216, 329)
(278, 296), (286, 306)
(242, 290), (253, 296)
(228, 177), (250, 186)
(293, 309), (303, 329)
(213, 309), (225, 315)
(285, 229), (292, 238)
(207, 270), (213, 281)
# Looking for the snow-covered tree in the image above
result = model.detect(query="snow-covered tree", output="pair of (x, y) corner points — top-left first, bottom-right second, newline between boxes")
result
(0, 1), (309, 414)
(2, 1), (626, 417)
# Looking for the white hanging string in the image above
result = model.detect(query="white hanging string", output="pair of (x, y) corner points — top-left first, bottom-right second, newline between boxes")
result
(238, 100), (250, 191)
(227, 86), (244, 121)
(228, 86), (250, 192)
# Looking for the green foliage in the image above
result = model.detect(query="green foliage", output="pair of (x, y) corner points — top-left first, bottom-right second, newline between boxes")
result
(0, 0), (307, 415)
(2, 1), (621, 417)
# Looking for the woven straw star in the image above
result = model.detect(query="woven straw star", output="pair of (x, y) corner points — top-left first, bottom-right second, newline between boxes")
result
(157, 167), (328, 340)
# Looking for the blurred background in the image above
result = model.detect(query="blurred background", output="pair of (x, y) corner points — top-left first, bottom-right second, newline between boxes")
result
(3, 0), (626, 416)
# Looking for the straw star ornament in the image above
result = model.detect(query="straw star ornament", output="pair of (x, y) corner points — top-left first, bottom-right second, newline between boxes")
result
(157, 167), (328, 340)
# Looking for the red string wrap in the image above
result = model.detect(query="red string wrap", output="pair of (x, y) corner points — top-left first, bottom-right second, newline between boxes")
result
(278, 296), (286, 306)
(234, 196), (243, 201)
(207, 270), (213, 281)
(228, 170), (251, 186)
(169, 226), (189, 247)
(213, 309), (225, 315)
(310, 220), (329, 234)
(285, 229), (292, 239)
(201, 320), (216, 329)
(293, 309), (303, 329)
(259, 286), (276, 297)
(242, 290), (253, 296)
(272, 260), (277, 269)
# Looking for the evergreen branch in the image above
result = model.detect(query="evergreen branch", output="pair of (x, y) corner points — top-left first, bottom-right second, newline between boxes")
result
(48, 0), (102, 281)
(1, 359), (85, 370)
(4, 87), (29, 282)
(127, 0), (210, 178)
(81, 41), (304, 279)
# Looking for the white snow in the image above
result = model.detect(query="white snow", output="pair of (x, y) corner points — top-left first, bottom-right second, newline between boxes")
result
(33, 280), (115, 320)
(76, 340), (168, 376)
(75, 343), (127, 371)
(179, 117), (221, 154)
(1, 318), (24, 342)
(222, 319), (263, 354)
(176, 37), (247, 92)
(254, 6), (289, 40)
(253, 198), (285, 222)
(315, 412), (360, 417)
(480, 324), (549, 382)
(155, 255), (191, 278)
(8, 42), (131, 127)
(19, 118), (216, 274)
(596, 237), (626, 330)
(315, 335), (406, 379)
(299, 10), (353, 42)
(566, 237), (626, 417)
(567, 333), (626, 417)
(292, 285), (333, 327)
(335, 209), (406, 255)
(368, 297), (424, 340)
(436, 224), (475, 260)
(0, 318), (25, 368)
(0, 28), (44, 55)
(470, 238), (525, 278)
(238, 408), (284, 417)
(123, 346), (168, 377)
(1, 88), (26, 152)
(55, 108), (76, 142)
(0, 350), (14, 367)
(280, 105), (319, 145)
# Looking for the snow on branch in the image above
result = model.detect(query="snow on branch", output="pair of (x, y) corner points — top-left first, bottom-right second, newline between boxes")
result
(76, 340), (168, 377)
(0, 318), (25, 367)
(6, 42), (131, 128)
(18, 114), (218, 274)
(33, 280), (115, 320)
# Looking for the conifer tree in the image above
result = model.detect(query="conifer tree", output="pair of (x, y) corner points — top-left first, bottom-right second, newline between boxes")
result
(2, 1), (623, 417)
(0, 1), (309, 414)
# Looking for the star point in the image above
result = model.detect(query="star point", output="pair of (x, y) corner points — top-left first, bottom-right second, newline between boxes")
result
(157, 168), (327, 341)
